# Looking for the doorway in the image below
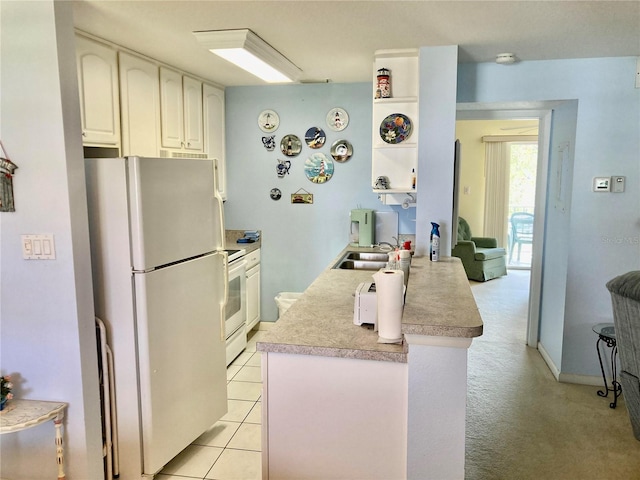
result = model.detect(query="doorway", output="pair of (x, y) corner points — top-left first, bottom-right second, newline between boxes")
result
(456, 106), (552, 347)
(507, 141), (538, 269)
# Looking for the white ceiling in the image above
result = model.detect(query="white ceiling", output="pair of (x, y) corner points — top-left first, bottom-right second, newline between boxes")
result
(72, 1), (640, 87)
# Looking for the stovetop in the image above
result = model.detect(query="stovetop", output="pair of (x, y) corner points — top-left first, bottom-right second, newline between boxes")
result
(225, 249), (246, 262)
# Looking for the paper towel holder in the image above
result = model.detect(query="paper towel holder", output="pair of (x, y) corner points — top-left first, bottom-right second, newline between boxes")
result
(401, 193), (416, 209)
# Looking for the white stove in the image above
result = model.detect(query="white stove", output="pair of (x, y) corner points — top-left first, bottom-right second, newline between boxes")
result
(224, 248), (247, 365)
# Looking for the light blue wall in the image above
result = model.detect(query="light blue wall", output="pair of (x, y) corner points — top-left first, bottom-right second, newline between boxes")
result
(224, 83), (415, 321)
(226, 57), (640, 378)
(458, 57), (640, 378)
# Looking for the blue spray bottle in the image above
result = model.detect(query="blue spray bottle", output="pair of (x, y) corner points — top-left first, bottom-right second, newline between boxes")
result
(430, 222), (440, 262)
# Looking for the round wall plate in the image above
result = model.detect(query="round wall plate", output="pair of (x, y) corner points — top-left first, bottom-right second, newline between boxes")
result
(305, 127), (326, 149)
(330, 139), (353, 162)
(280, 134), (302, 156)
(326, 107), (349, 131)
(305, 152), (334, 184)
(258, 109), (280, 132)
(270, 188), (282, 200)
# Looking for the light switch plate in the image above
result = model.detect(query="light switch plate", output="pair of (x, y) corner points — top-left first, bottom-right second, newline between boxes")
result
(612, 176), (625, 193)
(593, 177), (610, 192)
(21, 234), (56, 259)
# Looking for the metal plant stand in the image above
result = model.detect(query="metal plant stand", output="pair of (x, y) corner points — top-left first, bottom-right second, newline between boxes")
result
(592, 323), (622, 409)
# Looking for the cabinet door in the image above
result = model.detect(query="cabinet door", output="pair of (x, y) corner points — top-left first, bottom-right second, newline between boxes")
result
(76, 35), (120, 146)
(119, 52), (161, 157)
(160, 67), (184, 149)
(203, 83), (227, 199)
(183, 76), (203, 151)
(246, 264), (261, 330)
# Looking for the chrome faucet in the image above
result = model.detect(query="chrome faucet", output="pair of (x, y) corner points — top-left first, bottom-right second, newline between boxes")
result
(378, 237), (400, 250)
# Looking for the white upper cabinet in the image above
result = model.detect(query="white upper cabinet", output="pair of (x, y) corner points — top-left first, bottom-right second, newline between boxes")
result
(183, 76), (204, 151)
(160, 67), (203, 152)
(203, 83), (226, 200)
(118, 52), (161, 157)
(76, 35), (121, 146)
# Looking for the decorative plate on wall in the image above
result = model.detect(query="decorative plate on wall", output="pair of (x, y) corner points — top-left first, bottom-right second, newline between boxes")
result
(304, 152), (334, 184)
(330, 139), (353, 163)
(270, 188), (282, 200)
(379, 113), (412, 144)
(304, 127), (326, 149)
(280, 135), (302, 156)
(258, 109), (280, 132)
(326, 107), (349, 132)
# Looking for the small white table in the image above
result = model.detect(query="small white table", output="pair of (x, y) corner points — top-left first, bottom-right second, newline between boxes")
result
(0, 399), (68, 479)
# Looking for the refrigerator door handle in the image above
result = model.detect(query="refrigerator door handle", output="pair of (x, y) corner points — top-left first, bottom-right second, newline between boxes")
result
(222, 251), (229, 342)
(214, 159), (226, 249)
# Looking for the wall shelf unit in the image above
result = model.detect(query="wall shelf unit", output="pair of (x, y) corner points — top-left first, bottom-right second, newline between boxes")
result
(372, 49), (419, 204)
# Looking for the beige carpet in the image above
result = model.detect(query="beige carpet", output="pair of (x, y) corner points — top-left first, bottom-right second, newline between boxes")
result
(465, 270), (640, 479)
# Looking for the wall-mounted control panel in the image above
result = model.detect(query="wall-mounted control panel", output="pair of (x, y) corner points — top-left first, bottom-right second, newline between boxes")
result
(21, 234), (56, 260)
(593, 176), (625, 193)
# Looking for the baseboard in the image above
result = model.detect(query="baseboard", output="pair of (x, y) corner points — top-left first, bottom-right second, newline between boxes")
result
(538, 342), (604, 386)
(558, 372), (603, 387)
(537, 342), (560, 381)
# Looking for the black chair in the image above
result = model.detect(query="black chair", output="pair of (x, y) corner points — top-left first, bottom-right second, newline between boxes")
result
(509, 212), (534, 263)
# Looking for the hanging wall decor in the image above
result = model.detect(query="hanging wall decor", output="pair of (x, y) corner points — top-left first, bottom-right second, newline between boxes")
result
(262, 135), (276, 151)
(258, 109), (280, 132)
(330, 139), (353, 163)
(291, 188), (313, 204)
(305, 152), (334, 184)
(270, 188), (282, 200)
(276, 159), (291, 178)
(280, 134), (302, 157)
(326, 107), (349, 132)
(0, 141), (18, 212)
(304, 127), (326, 149)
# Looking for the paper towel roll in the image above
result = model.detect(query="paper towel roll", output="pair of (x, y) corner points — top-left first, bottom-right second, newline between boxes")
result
(372, 269), (404, 343)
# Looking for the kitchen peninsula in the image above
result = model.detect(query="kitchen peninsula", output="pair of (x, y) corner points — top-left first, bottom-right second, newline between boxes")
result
(257, 246), (483, 480)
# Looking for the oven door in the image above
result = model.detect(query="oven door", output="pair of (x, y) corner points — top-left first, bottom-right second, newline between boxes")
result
(226, 258), (247, 340)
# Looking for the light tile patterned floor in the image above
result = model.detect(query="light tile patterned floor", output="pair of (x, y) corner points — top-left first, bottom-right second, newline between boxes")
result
(156, 323), (273, 480)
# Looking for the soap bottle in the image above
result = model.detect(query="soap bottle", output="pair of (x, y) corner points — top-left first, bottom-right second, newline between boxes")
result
(411, 169), (416, 189)
(430, 222), (440, 262)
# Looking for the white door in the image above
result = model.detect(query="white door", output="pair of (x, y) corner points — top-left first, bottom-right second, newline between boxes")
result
(127, 157), (224, 270)
(134, 253), (227, 475)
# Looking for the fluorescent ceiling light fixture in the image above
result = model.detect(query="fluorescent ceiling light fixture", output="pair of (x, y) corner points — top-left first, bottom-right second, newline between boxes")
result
(194, 29), (301, 83)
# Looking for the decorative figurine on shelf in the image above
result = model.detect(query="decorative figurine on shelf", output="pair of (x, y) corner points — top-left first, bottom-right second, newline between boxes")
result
(374, 176), (390, 190)
(376, 68), (391, 98)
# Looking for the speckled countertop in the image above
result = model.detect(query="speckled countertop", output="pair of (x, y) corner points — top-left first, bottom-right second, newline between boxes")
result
(257, 245), (483, 363)
(225, 229), (261, 254)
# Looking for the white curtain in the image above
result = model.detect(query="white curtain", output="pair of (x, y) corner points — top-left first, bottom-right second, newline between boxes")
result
(483, 142), (509, 248)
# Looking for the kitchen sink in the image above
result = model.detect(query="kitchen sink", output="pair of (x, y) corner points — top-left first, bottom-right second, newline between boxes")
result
(332, 251), (389, 270)
(335, 260), (387, 271)
(344, 252), (389, 262)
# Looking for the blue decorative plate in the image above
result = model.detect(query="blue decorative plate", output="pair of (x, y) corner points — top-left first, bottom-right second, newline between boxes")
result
(305, 127), (326, 149)
(380, 113), (412, 144)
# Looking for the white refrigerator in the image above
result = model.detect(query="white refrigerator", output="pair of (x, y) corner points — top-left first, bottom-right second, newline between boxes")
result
(85, 156), (228, 477)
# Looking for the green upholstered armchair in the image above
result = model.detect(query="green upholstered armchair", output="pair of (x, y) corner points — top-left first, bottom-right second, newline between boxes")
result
(452, 217), (507, 282)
